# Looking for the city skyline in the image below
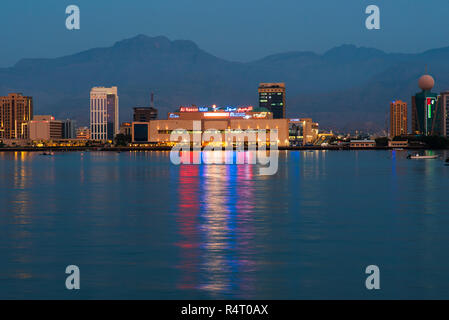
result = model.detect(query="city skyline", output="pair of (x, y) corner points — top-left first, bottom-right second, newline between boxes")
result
(2, 69), (449, 151)
(3, 33), (449, 132)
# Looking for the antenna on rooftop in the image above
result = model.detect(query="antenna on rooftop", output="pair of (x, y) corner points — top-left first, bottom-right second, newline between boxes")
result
(150, 92), (154, 109)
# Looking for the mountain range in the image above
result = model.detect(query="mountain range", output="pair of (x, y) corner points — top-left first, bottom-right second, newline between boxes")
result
(2, 34), (449, 132)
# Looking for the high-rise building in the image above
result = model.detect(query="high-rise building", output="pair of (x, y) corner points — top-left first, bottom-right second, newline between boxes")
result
(133, 107), (158, 122)
(258, 83), (286, 119)
(440, 91), (449, 137)
(90, 86), (119, 141)
(133, 92), (158, 122)
(390, 100), (408, 137)
(0, 93), (33, 140)
(29, 115), (63, 141)
(62, 119), (77, 139)
(411, 75), (443, 136)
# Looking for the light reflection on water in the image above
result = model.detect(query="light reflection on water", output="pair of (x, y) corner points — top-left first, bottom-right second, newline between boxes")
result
(175, 162), (260, 298)
(1, 150), (449, 299)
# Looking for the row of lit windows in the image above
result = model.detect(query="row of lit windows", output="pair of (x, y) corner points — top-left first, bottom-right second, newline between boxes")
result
(157, 129), (274, 134)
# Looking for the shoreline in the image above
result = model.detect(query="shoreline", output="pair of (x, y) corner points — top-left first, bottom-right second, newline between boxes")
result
(0, 146), (438, 152)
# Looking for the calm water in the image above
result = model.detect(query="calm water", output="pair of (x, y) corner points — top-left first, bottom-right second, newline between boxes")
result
(1, 150), (449, 299)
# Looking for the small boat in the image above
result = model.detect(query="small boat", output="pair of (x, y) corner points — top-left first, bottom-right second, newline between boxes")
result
(407, 154), (438, 159)
(40, 151), (54, 156)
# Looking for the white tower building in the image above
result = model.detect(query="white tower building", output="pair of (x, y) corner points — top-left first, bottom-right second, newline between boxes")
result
(90, 86), (119, 141)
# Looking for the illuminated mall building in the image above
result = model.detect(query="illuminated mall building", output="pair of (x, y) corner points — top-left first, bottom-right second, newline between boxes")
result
(411, 75), (443, 136)
(131, 105), (318, 147)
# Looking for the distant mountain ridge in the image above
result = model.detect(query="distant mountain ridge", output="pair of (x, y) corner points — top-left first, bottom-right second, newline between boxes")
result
(1, 34), (449, 132)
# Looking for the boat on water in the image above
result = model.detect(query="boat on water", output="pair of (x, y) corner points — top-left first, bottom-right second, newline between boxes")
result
(40, 151), (55, 156)
(407, 154), (438, 159)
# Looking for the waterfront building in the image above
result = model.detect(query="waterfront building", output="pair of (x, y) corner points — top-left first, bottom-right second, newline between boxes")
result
(440, 91), (449, 137)
(76, 127), (91, 140)
(288, 118), (319, 145)
(131, 105), (290, 147)
(388, 140), (409, 148)
(350, 140), (376, 148)
(411, 75), (443, 136)
(62, 119), (77, 139)
(0, 93), (33, 140)
(390, 100), (408, 137)
(258, 83), (286, 119)
(29, 115), (63, 141)
(90, 86), (119, 141)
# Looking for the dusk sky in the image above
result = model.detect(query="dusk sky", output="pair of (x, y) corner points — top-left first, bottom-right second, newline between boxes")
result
(1, 0), (448, 67)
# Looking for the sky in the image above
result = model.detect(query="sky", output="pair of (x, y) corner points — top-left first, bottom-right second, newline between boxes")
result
(1, 0), (449, 67)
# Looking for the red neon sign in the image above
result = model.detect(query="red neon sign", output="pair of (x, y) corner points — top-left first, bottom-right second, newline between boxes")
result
(180, 107), (199, 112)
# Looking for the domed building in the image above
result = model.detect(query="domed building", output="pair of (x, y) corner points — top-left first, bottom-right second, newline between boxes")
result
(418, 74), (435, 92)
(411, 74), (443, 136)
